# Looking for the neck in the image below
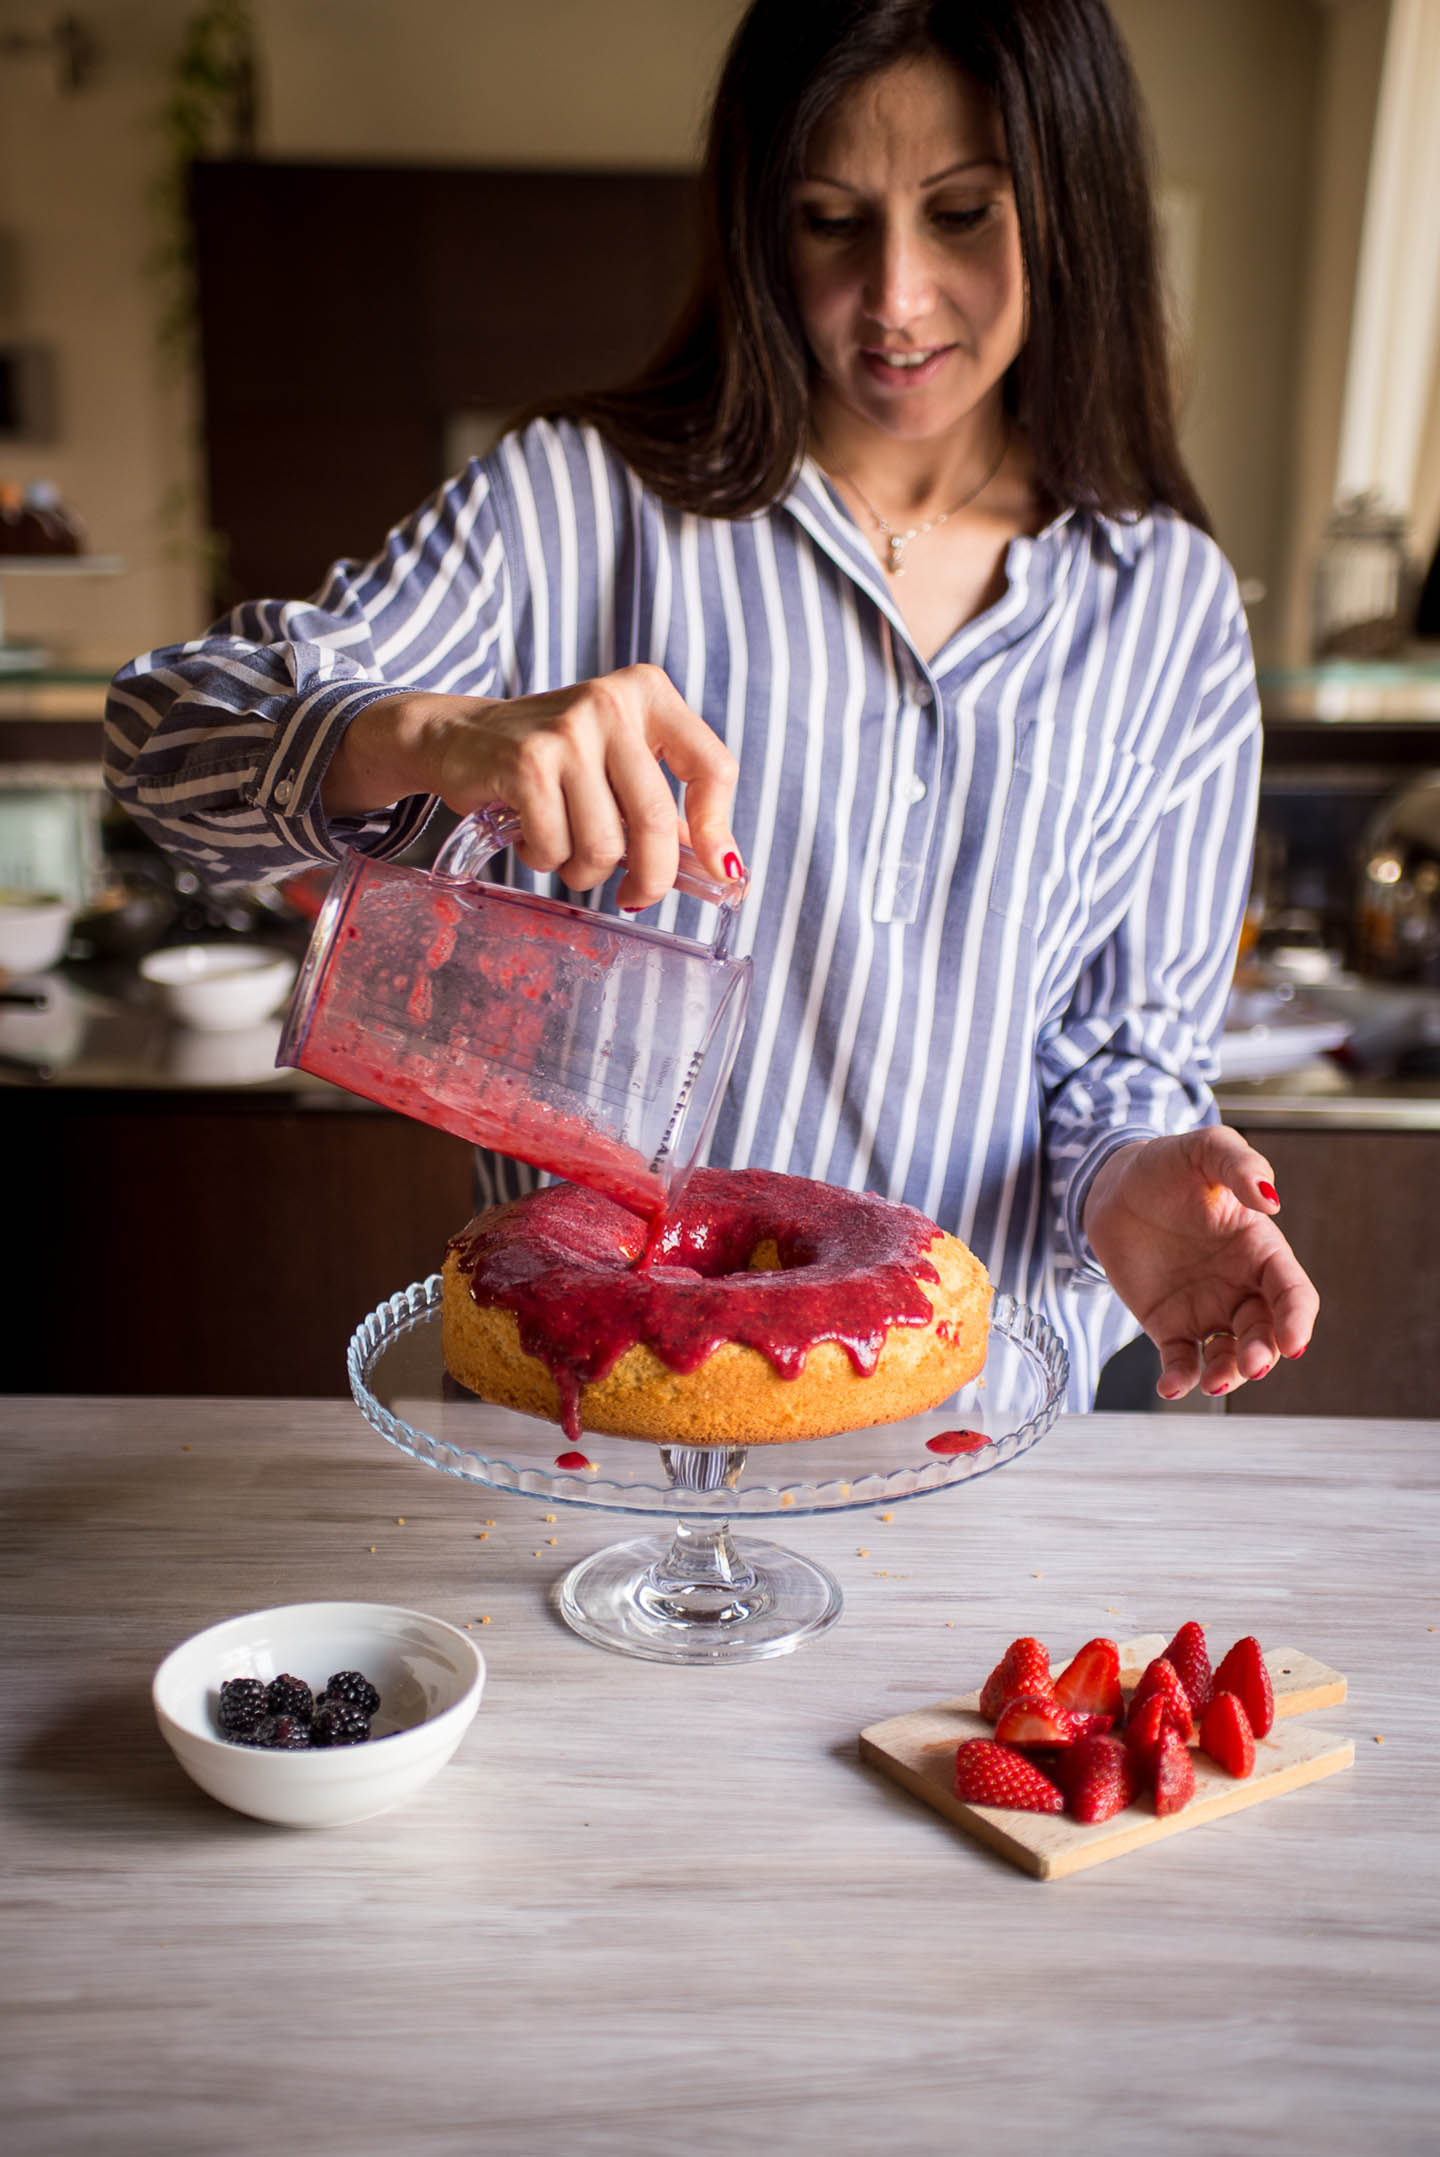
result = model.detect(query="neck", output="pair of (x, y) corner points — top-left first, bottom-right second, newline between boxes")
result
(810, 393), (1012, 520)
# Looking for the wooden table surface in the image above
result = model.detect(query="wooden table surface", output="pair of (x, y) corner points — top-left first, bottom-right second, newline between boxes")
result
(3, 1396), (1436, 2157)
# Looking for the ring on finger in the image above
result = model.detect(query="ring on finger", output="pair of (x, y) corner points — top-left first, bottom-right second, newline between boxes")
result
(1200, 1328), (1238, 1349)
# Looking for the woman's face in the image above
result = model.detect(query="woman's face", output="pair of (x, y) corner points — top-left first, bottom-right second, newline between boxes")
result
(789, 55), (1026, 447)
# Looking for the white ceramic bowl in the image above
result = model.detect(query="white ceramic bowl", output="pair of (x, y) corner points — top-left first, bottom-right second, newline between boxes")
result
(139, 942), (297, 1031)
(0, 891), (74, 972)
(152, 1601), (485, 1827)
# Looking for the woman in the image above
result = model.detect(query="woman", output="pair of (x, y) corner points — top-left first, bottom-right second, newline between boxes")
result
(106, 0), (1317, 1406)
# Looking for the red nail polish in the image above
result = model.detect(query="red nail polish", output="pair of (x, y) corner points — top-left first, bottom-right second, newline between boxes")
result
(723, 852), (744, 880)
(1291, 1343), (1307, 1358)
(1258, 1181), (1279, 1205)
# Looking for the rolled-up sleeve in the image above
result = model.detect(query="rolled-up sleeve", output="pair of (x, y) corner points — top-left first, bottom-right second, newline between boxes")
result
(104, 459), (514, 887)
(1037, 580), (1262, 1280)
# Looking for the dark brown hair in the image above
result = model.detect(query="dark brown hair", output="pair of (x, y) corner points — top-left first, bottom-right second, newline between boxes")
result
(546, 0), (1208, 531)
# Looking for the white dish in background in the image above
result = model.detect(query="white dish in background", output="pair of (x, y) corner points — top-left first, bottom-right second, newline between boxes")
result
(152, 1600), (485, 1827)
(0, 890), (74, 972)
(139, 942), (297, 1031)
(165, 1013), (285, 1085)
(1218, 985), (1352, 1081)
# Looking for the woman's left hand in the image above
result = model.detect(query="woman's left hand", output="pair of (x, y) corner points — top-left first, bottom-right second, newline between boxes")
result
(1082, 1128), (1318, 1400)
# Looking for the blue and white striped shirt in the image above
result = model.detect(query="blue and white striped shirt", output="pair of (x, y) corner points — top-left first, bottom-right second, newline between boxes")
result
(106, 419), (1261, 1405)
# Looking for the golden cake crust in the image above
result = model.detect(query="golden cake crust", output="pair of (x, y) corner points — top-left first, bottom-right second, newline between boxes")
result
(441, 1174), (991, 1444)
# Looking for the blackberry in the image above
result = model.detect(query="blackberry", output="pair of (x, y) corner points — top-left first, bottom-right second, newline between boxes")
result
(249, 1713), (312, 1750)
(217, 1677), (268, 1737)
(323, 1670), (381, 1717)
(311, 1700), (371, 1747)
(265, 1673), (314, 1722)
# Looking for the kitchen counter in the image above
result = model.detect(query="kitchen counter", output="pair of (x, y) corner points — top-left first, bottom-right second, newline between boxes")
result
(3, 1393), (1435, 2156)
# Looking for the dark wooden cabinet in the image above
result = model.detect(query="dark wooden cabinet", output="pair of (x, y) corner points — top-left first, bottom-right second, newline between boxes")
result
(8, 1092), (474, 1396)
(1224, 1124), (1440, 1416)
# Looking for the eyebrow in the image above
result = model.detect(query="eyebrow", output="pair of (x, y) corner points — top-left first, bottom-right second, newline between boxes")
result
(800, 156), (1008, 190)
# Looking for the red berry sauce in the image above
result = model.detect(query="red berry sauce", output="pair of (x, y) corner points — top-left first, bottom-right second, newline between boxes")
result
(449, 1167), (947, 1443)
(926, 1428), (989, 1455)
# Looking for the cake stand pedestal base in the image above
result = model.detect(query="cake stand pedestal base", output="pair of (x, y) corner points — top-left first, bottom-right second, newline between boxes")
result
(556, 1442), (843, 1663)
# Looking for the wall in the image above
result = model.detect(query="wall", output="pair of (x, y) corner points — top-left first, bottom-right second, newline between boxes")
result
(0, 0), (1381, 669)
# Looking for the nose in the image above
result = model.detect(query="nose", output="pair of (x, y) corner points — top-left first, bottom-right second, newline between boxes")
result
(862, 215), (937, 330)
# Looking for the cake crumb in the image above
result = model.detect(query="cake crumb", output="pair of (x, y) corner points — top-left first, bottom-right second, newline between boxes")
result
(878, 1511), (894, 1523)
(546, 1537), (558, 1546)
(857, 1548), (869, 1558)
(477, 1532), (488, 1541)
(543, 1514), (557, 1523)
(780, 1492), (795, 1507)
(485, 1519), (497, 1526)
(181, 1444), (192, 1451)
(1374, 1733), (1385, 1744)
(945, 1621), (955, 1627)
(396, 1517), (406, 1525)
(1034, 1570), (1043, 1578)
(368, 1545), (377, 1553)
(480, 1615), (491, 1624)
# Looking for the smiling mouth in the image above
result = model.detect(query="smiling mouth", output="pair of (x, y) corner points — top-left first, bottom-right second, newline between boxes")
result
(861, 346), (954, 379)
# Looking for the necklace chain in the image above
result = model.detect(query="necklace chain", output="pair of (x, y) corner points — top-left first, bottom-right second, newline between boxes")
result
(832, 427), (1010, 576)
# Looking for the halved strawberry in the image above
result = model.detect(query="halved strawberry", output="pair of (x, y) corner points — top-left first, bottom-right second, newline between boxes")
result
(1053, 1733), (1141, 1824)
(1129, 1656), (1195, 1742)
(1153, 1725), (1196, 1817)
(994, 1692), (1081, 1747)
(1212, 1636), (1275, 1738)
(1052, 1636), (1124, 1721)
(1199, 1689), (1256, 1778)
(1163, 1621), (1214, 1719)
(1066, 1710), (1116, 1740)
(954, 1738), (1064, 1813)
(1124, 1690), (1172, 1781)
(978, 1636), (1052, 1722)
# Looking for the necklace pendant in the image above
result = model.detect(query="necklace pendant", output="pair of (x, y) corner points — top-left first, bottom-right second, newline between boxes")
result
(886, 533), (908, 575)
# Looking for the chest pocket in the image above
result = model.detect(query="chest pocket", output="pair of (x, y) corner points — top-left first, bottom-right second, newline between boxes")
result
(986, 731), (1161, 932)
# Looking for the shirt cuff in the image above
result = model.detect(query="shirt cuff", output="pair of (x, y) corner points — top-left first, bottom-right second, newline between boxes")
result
(242, 682), (440, 867)
(1059, 1125), (1163, 1286)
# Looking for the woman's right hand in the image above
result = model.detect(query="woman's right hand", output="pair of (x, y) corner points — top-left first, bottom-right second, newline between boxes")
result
(320, 664), (742, 912)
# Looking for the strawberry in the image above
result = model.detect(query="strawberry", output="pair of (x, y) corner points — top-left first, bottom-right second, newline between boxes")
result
(954, 1738), (1064, 1813)
(1129, 1656), (1195, 1743)
(1066, 1710), (1116, 1740)
(1052, 1636), (1124, 1721)
(1153, 1725), (1196, 1817)
(1124, 1690), (1172, 1781)
(1054, 1733), (1141, 1824)
(994, 1692), (1081, 1747)
(1163, 1621), (1214, 1719)
(1213, 1636), (1275, 1738)
(978, 1636), (1052, 1722)
(1199, 1689), (1256, 1778)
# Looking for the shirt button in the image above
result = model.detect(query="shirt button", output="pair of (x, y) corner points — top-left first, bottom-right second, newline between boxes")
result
(273, 779), (293, 806)
(903, 775), (927, 804)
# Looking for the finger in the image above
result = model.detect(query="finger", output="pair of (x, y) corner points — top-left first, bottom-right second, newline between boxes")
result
(625, 665), (740, 881)
(1156, 1338), (1201, 1402)
(603, 728), (682, 910)
(1195, 1124), (1281, 1215)
(1260, 1248), (1320, 1361)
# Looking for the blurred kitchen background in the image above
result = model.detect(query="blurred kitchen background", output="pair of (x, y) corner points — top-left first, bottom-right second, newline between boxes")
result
(2, 0), (1439, 1411)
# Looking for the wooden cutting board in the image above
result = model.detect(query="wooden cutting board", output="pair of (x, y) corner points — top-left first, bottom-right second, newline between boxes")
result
(859, 1634), (1353, 1880)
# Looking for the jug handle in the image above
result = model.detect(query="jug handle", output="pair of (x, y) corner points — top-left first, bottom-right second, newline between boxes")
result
(432, 804), (749, 926)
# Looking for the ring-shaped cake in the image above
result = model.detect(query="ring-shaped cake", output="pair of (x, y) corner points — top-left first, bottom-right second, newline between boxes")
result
(441, 1167), (992, 1445)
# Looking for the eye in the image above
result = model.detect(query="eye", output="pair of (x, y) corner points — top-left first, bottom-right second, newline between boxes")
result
(799, 208), (864, 241)
(933, 204), (994, 235)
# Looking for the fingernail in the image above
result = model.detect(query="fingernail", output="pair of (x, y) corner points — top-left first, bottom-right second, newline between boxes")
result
(1290, 1343), (1307, 1359)
(723, 852), (745, 880)
(1258, 1181), (1279, 1205)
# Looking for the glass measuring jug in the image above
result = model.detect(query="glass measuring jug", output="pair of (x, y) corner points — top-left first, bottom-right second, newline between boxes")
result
(276, 805), (752, 1222)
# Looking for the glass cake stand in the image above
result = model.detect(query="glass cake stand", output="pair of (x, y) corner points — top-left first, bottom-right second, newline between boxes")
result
(347, 1280), (1068, 1666)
